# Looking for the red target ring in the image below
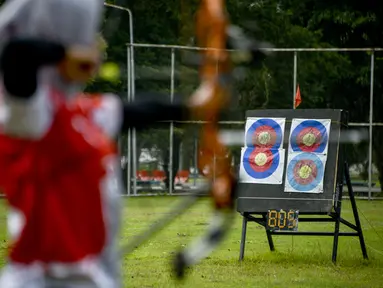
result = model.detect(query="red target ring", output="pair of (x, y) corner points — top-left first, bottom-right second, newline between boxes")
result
(243, 147), (281, 179)
(252, 126), (277, 148)
(293, 159), (318, 185)
(296, 127), (322, 152)
(248, 149), (273, 172)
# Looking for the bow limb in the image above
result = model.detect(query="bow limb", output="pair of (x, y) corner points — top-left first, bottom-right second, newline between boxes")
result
(193, 0), (236, 223)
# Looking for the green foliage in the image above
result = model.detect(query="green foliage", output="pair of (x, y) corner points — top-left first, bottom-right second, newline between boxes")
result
(1, 0), (374, 187)
(281, 0), (383, 184)
(98, 0), (375, 172)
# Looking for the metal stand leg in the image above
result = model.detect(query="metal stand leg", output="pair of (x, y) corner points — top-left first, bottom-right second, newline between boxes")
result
(332, 211), (340, 263)
(344, 161), (369, 260)
(239, 214), (248, 261)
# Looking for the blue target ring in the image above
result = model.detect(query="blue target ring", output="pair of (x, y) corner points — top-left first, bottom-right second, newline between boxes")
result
(245, 118), (283, 149)
(290, 120), (328, 153)
(243, 147), (280, 179)
(287, 153), (324, 192)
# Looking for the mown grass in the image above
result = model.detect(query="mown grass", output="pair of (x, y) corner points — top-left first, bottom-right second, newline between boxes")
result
(0, 198), (382, 287)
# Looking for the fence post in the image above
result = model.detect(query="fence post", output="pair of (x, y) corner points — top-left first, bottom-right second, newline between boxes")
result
(169, 48), (175, 195)
(131, 45), (137, 195)
(105, 3), (135, 195)
(368, 50), (375, 201)
(126, 46), (131, 196)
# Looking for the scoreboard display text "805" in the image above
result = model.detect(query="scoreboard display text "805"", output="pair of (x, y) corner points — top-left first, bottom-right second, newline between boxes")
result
(266, 209), (299, 231)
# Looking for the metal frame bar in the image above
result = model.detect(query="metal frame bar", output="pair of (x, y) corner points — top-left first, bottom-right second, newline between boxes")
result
(368, 52), (375, 201)
(127, 43), (383, 52)
(104, 3), (135, 195)
(126, 43), (131, 196)
(169, 49), (175, 195)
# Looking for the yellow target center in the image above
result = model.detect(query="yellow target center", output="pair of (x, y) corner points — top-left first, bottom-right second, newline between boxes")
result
(254, 153), (268, 166)
(299, 165), (312, 179)
(258, 132), (271, 145)
(302, 133), (316, 146)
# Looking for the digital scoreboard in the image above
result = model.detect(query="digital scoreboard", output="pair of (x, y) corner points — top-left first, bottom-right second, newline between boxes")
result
(265, 209), (299, 231)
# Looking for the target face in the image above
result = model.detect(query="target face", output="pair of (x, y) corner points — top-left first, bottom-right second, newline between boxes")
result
(285, 152), (325, 193)
(289, 119), (331, 153)
(245, 118), (285, 149)
(239, 147), (285, 184)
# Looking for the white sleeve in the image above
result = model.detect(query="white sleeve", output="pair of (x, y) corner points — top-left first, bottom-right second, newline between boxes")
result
(91, 93), (123, 139)
(1, 83), (53, 139)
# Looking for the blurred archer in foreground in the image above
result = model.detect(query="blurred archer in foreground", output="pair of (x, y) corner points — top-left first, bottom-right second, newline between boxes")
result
(0, 0), (220, 287)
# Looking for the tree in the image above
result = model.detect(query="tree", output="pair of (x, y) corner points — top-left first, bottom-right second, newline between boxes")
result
(39, 0), (381, 189)
(282, 0), (383, 188)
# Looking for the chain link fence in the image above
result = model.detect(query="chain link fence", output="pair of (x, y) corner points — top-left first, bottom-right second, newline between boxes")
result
(123, 43), (383, 199)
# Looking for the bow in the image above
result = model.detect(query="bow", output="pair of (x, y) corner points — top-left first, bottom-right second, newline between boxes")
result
(171, 0), (274, 277)
(118, 1), (236, 270)
(171, 0), (237, 279)
(119, 0), (272, 279)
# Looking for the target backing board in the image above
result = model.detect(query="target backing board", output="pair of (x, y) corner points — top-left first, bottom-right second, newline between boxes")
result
(239, 147), (285, 184)
(288, 119), (331, 154)
(245, 117), (286, 149)
(284, 152), (326, 193)
(237, 109), (346, 214)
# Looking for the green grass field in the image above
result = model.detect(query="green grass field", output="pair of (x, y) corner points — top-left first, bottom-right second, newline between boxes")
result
(0, 198), (382, 287)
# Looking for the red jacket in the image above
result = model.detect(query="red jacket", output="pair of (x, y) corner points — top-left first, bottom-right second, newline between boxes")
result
(0, 94), (116, 264)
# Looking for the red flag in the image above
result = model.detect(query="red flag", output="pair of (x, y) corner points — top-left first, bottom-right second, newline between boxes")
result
(294, 85), (302, 109)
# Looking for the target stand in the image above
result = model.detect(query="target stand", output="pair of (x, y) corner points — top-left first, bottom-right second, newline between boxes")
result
(237, 109), (368, 263)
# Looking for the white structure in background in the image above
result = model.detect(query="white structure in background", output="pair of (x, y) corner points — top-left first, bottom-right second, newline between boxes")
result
(139, 148), (158, 164)
(120, 148), (161, 169)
